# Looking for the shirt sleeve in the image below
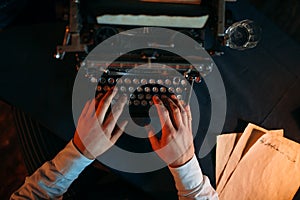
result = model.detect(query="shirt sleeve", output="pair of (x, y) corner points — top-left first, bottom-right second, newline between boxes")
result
(168, 155), (219, 200)
(10, 140), (94, 200)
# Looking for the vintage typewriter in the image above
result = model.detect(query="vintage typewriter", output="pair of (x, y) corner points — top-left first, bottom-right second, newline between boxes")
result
(55, 0), (226, 125)
(84, 46), (214, 125)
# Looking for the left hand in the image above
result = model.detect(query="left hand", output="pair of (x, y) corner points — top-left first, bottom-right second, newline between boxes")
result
(73, 88), (128, 159)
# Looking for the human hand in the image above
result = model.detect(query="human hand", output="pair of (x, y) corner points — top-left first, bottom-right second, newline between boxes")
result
(148, 95), (195, 168)
(73, 88), (128, 159)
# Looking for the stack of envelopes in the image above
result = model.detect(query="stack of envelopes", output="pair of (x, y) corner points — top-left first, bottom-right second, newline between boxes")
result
(215, 123), (300, 200)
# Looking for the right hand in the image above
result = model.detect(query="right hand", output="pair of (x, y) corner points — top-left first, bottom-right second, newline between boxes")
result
(148, 95), (195, 168)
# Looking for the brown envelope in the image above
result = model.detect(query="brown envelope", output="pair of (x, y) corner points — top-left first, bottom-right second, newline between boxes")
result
(219, 133), (300, 200)
(216, 123), (269, 193)
(216, 133), (239, 185)
(216, 123), (284, 193)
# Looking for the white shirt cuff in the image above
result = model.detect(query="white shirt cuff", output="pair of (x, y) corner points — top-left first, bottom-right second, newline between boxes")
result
(52, 140), (94, 180)
(168, 155), (204, 191)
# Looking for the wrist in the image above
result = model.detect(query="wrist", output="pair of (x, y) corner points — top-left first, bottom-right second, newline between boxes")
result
(169, 154), (194, 168)
(73, 133), (95, 160)
(169, 146), (195, 168)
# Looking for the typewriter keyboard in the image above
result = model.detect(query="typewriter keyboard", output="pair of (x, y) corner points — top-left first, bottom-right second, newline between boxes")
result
(95, 74), (198, 124)
(96, 76), (193, 104)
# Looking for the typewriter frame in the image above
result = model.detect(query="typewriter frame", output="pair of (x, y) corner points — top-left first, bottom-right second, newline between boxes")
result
(55, 0), (224, 125)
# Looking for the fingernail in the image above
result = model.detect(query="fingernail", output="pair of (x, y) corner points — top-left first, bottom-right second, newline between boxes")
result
(120, 120), (128, 132)
(185, 104), (190, 109)
(153, 95), (159, 101)
(123, 120), (129, 127)
(112, 87), (118, 94)
(161, 94), (167, 99)
(171, 94), (176, 99)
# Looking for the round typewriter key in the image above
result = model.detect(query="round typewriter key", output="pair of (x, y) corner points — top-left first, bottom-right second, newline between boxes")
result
(157, 79), (163, 84)
(177, 95), (182, 100)
(120, 86), (126, 92)
(130, 94), (136, 100)
(133, 100), (140, 106)
(146, 94), (152, 100)
(141, 79), (147, 85)
(97, 85), (102, 91)
(90, 77), (98, 83)
(133, 78), (140, 84)
(96, 93), (103, 100)
(99, 78), (106, 84)
(128, 100), (132, 106)
(141, 100), (147, 106)
(124, 78), (131, 84)
(160, 87), (167, 93)
(199, 65), (204, 71)
(195, 76), (201, 83)
(168, 87), (175, 93)
(207, 63), (213, 71)
(148, 100), (153, 106)
(117, 78), (123, 84)
(173, 77), (180, 85)
(152, 87), (159, 93)
(144, 87), (151, 93)
(165, 79), (171, 85)
(149, 79), (156, 84)
(181, 79), (187, 86)
(176, 87), (183, 93)
(137, 86), (143, 92)
(138, 94), (144, 100)
(128, 86), (135, 93)
(108, 78), (115, 84)
(103, 85), (110, 91)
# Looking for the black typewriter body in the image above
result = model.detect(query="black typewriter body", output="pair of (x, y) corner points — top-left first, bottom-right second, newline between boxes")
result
(57, 0), (224, 126)
(84, 47), (210, 126)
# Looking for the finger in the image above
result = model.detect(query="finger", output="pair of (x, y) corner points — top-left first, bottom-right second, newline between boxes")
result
(146, 125), (160, 150)
(102, 94), (127, 134)
(111, 120), (128, 143)
(87, 99), (98, 117)
(81, 100), (92, 118)
(96, 87), (118, 123)
(169, 95), (184, 110)
(170, 95), (188, 126)
(152, 95), (174, 132)
(95, 93), (104, 108)
(185, 104), (192, 130)
(161, 96), (182, 130)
